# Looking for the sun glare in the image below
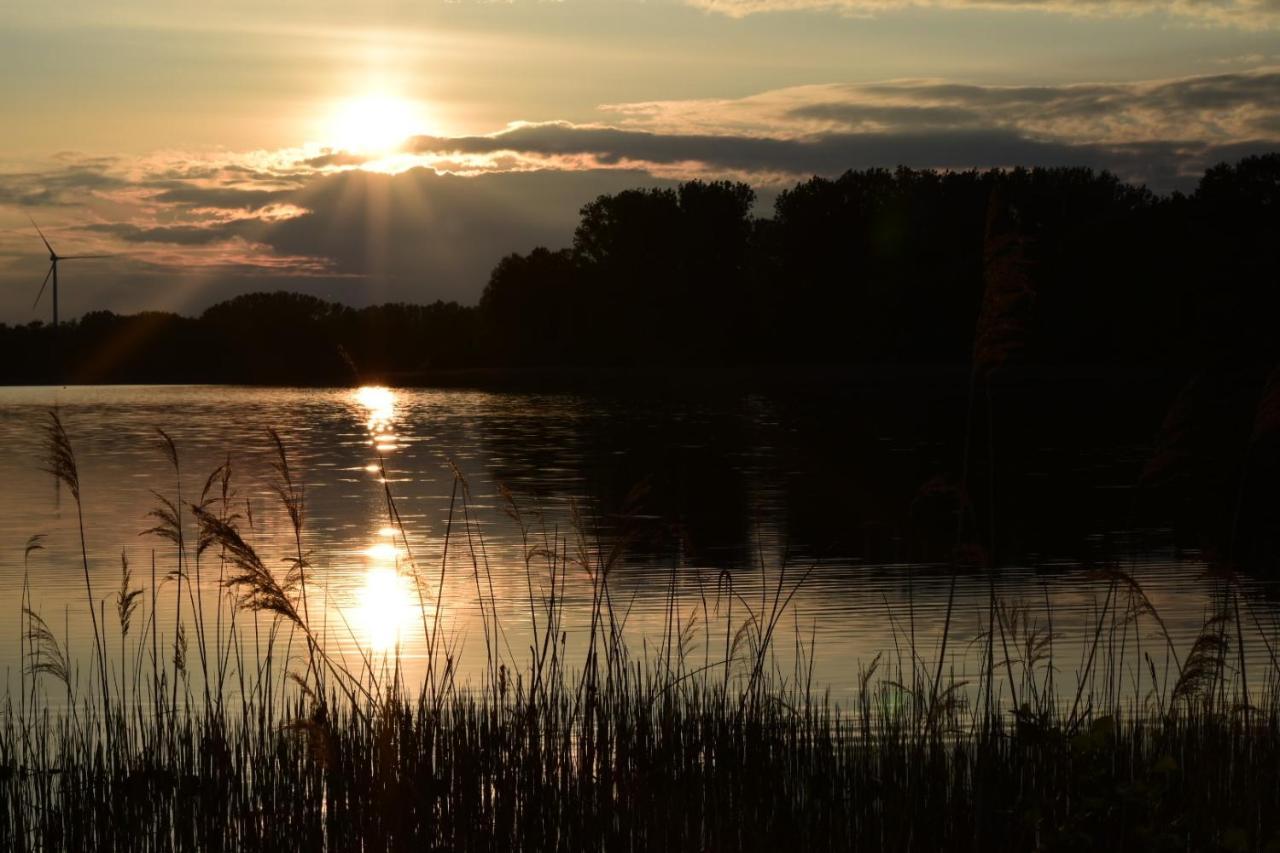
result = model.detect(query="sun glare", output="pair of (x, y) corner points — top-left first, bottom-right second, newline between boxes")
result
(325, 95), (425, 155)
(352, 540), (418, 652)
(353, 385), (399, 451)
(354, 565), (416, 652)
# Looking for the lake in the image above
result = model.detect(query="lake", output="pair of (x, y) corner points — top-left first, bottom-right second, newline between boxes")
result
(1, 382), (1274, 706)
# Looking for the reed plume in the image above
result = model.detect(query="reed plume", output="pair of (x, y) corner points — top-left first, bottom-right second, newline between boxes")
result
(40, 410), (111, 717)
(194, 505), (301, 627)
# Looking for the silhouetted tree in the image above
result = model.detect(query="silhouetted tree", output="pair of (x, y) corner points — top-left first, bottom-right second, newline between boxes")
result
(569, 180), (755, 365)
(480, 248), (583, 366)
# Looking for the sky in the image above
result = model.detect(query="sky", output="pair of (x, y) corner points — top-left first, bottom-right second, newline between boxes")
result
(1, 0), (1278, 321)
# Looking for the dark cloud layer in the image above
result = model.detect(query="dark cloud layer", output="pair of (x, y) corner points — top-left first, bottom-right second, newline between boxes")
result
(410, 123), (1277, 189)
(391, 70), (1280, 188)
(146, 185), (294, 210)
(83, 222), (257, 246)
(845, 71), (1280, 126)
(0, 168), (129, 208)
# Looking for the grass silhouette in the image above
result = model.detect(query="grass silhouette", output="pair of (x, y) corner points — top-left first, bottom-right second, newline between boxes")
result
(2, 412), (1280, 851)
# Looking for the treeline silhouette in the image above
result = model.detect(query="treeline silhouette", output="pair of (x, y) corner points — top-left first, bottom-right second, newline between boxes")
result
(0, 299), (480, 386)
(482, 155), (1279, 370)
(1, 154), (1277, 385)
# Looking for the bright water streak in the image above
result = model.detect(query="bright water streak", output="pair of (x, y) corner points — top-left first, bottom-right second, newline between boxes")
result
(0, 385), (1274, 708)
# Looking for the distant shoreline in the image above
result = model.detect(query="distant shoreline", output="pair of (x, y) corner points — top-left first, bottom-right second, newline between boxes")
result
(0, 363), (1195, 395)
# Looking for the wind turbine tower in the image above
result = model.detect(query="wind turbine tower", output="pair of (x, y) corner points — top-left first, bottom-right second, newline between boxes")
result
(29, 217), (110, 382)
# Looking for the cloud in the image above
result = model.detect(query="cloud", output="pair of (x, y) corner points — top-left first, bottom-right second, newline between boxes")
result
(0, 68), (1277, 320)
(403, 122), (1135, 192)
(0, 167), (129, 208)
(389, 71), (1280, 188)
(81, 166), (677, 296)
(253, 167), (677, 302)
(146, 185), (294, 210)
(685, 0), (1280, 28)
(407, 121), (1225, 188)
(0, 159), (676, 319)
(591, 70), (1280, 185)
(604, 70), (1280, 142)
(83, 222), (259, 246)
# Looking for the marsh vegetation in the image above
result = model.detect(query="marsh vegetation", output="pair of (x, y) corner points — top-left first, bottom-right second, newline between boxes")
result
(0, 411), (1278, 851)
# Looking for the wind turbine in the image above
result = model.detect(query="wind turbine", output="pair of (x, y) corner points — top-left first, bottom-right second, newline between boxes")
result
(28, 217), (111, 385)
(30, 216), (110, 330)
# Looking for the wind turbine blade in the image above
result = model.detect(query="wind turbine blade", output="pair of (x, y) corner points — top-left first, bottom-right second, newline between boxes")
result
(27, 216), (54, 255)
(58, 254), (113, 260)
(32, 263), (54, 309)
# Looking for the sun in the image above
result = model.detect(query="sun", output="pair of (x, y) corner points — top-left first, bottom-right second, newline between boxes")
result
(325, 95), (426, 156)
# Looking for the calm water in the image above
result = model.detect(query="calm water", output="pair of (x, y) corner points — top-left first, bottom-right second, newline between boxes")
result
(0, 384), (1274, 705)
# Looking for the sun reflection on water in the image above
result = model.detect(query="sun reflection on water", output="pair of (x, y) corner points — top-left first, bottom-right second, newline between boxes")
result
(348, 386), (417, 652)
(354, 385), (398, 453)
(353, 544), (417, 653)
(364, 541), (398, 562)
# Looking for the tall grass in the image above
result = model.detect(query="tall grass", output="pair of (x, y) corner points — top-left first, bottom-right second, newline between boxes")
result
(3, 413), (1280, 851)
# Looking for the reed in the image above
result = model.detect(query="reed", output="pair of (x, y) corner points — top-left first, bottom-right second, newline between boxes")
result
(2, 414), (1280, 852)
